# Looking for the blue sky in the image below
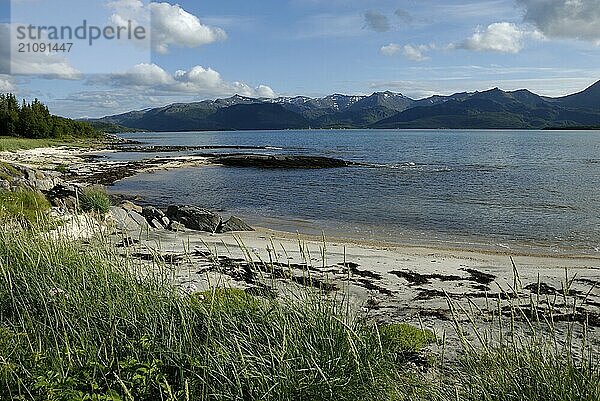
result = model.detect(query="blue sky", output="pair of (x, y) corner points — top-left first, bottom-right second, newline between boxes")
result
(2, 0), (600, 117)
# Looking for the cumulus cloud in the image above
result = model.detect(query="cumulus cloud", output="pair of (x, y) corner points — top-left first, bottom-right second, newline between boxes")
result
(0, 75), (15, 92)
(107, 0), (227, 54)
(517, 0), (600, 44)
(98, 63), (276, 98)
(380, 43), (401, 56)
(380, 43), (431, 61)
(460, 22), (527, 53)
(364, 10), (390, 32)
(402, 44), (431, 61)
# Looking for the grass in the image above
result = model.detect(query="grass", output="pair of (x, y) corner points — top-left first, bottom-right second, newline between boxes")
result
(452, 339), (600, 401)
(0, 226), (418, 401)
(0, 214), (597, 400)
(0, 189), (51, 225)
(0, 136), (105, 152)
(0, 161), (21, 181)
(79, 186), (112, 214)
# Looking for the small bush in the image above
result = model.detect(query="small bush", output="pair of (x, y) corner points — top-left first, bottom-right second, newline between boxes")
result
(380, 323), (437, 354)
(0, 189), (50, 224)
(79, 186), (111, 213)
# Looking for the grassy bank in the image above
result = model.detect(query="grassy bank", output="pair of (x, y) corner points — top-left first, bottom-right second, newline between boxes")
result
(0, 227), (417, 400)
(0, 136), (107, 152)
(0, 193), (598, 400)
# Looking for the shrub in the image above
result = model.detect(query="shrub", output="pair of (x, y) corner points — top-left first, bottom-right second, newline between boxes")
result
(79, 186), (111, 213)
(380, 323), (437, 354)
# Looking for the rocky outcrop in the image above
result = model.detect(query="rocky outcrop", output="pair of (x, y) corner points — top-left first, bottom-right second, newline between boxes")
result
(166, 205), (222, 233)
(218, 216), (254, 233)
(210, 154), (352, 169)
(107, 206), (150, 234)
(142, 206), (170, 229)
(45, 183), (80, 211)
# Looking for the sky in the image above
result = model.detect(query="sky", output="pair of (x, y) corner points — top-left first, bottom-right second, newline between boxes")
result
(1, 0), (600, 118)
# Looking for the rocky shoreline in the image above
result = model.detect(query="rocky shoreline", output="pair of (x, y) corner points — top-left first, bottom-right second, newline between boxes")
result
(1, 141), (599, 353)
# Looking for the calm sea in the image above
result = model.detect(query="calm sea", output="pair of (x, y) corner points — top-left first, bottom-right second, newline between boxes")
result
(109, 130), (600, 255)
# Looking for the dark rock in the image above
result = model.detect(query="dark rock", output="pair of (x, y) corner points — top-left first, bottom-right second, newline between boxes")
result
(166, 205), (221, 233)
(218, 216), (254, 233)
(210, 154), (352, 169)
(142, 206), (165, 220)
(45, 184), (79, 210)
(142, 206), (168, 229)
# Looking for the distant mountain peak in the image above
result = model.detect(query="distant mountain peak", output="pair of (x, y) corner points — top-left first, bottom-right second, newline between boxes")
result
(93, 80), (600, 131)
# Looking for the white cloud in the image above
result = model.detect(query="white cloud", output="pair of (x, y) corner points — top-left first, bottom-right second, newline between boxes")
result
(402, 44), (430, 61)
(107, 0), (227, 54)
(0, 75), (15, 92)
(380, 43), (401, 56)
(517, 0), (600, 44)
(380, 43), (431, 61)
(98, 63), (276, 98)
(460, 22), (526, 53)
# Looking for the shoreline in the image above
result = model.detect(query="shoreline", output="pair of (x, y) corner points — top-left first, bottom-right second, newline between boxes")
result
(1, 139), (599, 350)
(3, 141), (600, 259)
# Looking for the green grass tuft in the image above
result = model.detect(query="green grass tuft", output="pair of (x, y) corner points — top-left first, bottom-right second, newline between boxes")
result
(0, 228), (402, 400)
(380, 323), (437, 354)
(0, 189), (51, 224)
(79, 186), (111, 214)
(0, 161), (21, 181)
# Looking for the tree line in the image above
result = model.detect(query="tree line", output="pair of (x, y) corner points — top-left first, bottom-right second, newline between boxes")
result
(0, 93), (98, 138)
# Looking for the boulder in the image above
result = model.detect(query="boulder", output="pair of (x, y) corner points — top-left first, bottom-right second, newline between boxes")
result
(150, 218), (165, 229)
(218, 216), (254, 233)
(45, 184), (79, 211)
(128, 210), (148, 227)
(108, 207), (150, 233)
(121, 200), (143, 214)
(166, 205), (221, 233)
(142, 206), (165, 220)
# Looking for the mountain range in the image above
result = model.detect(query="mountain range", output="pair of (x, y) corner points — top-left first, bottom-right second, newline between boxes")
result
(88, 80), (600, 131)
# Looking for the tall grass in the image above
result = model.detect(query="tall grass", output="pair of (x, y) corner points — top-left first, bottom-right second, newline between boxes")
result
(79, 186), (112, 214)
(0, 226), (413, 401)
(0, 189), (51, 225)
(0, 218), (598, 400)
